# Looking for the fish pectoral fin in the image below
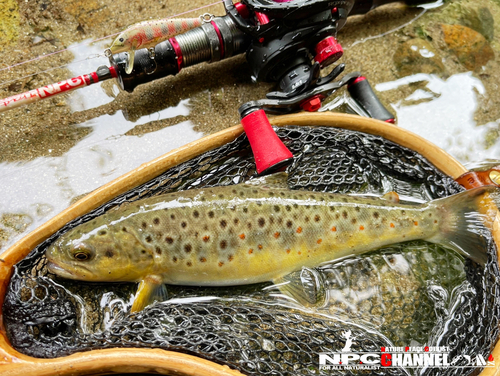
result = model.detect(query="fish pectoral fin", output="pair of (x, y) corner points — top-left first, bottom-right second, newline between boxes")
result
(131, 275), (167, 312)
(125, 49), (136, 74)
(273, 267), (326, 307)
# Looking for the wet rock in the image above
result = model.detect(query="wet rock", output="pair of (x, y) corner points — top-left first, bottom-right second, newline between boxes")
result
(393, 38), (445, 77)
(459, 5), (494, 42)
(441, 24), (494, 71)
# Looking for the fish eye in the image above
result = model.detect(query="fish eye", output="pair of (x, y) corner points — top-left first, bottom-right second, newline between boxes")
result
(119, 38), (124, 42)
(74, 251), (90, 261)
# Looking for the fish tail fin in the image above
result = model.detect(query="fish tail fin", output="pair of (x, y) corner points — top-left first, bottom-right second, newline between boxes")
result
(428, 186), (500, 266)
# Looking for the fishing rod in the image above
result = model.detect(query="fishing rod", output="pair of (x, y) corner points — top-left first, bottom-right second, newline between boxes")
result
(0, 0), (437, 173)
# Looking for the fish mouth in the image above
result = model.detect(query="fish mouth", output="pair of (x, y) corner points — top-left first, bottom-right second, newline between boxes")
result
(47, 261), (79, 280)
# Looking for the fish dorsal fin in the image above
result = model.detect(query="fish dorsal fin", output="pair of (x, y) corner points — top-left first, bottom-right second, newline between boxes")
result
(245, 172), (289, 189)
(383, 191), (400, 203)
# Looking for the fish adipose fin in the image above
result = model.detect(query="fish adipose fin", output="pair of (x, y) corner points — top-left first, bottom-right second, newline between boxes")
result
(131, 274), (167, 312)
(428, 186), (500, 266)
(273, 267), (326, 307)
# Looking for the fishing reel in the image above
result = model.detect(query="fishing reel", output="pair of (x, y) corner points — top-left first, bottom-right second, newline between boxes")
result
(107, 0), (429, 174)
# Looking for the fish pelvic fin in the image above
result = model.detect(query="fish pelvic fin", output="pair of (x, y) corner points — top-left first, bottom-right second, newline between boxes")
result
(273, 267), (326, 307)
(428, 186), (500, 266)
(131, 274), (167, 312)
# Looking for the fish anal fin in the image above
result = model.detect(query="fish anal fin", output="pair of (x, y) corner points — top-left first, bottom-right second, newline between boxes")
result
(131, 274), (167, 312)
(273, 267), (326, 307)
(245, 172), (289, 189)
(383, 191), (400, 203)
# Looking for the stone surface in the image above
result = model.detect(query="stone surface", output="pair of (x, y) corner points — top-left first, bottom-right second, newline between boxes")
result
(393, 38), (445, 77)
(441, 24), (495, 71)
(459, 5), (494, 42)
(0, 0), (19, 51)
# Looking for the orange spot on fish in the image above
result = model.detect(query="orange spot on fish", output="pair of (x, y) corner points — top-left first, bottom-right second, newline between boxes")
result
(298, 251), (302, 255)
(286, 249), (291, 254)
(200, 257), (206, 263)
(248, 249), (253, 254)
(258, 244), (263, 249)
(218, 262), (224, 267)
(331, 226), (337, 232)
(414, 221), (418, 226)
(434, 220), (438, 224)
(239, 234), (246, 240)
(228, 255), (234, 262)
(274, 232), (280, 238)
(317, 239), (322, 244)
(297, 227), (302, 233)
(390, 223), (395, 228)
(359, 225), (364, 230)
(203, 236), (210, 242)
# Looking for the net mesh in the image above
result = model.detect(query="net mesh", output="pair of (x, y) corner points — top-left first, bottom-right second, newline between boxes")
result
(3, 126), (500, 375)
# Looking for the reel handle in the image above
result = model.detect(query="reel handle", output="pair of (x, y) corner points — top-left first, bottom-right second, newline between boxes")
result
(347, 76), (395, 123)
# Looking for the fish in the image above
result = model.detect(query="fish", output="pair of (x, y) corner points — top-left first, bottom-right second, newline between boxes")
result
(46, 172), (499, 312)
(109, 17), (203, 74)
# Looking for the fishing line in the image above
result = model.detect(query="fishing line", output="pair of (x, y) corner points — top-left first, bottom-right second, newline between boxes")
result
(0, 0), (224, 81)
(344, 8), (427, 50)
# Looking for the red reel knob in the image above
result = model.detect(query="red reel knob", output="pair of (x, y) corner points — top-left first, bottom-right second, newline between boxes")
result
(314, 37), (343, 68)
(241, 110), (294, 175)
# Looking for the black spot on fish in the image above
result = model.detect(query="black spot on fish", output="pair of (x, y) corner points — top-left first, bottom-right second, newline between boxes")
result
(184, 244), (192, 253)
(274, 205), (280, 212)
(258, 218), (265, 227)
(243, 207), (248, 213)
(293, 203), (298, 209)
(342, 198), (348, 203)
(122, 227), (128, 232)
(145, 235), (152, 243)
(98, 230), (107, 236)
(200, 197), (206, 202)
(305, 216), (310, 222)
(286, 220), (293, 228)
(232, 189), (237, 194)
(373, 212), (380, 219)
(351, 218), (357, 224)
(305, 205), (311, 209)
(153, 217), (160, 225)
(280, 192), (285, 196)
(187, 261), (192, 267)
(315, 215), (321, 222)
(142, 222), (147, 229)
(220, 240), (227, 249)
(269, 217), (275, 224)
(165, 237), (174, 244)
(252, 189), (258, 194)
(155, 247), (162, 255)
(285, 205), (291, 212)
(329, 206), (335, 211)
(105, 249), (114, 258)
(170, 214), (176, 220)
(141, 250), (147, 254)
(228, 255), (234, 261)
(220, 219), (227, 229)
(401, 210), (406, 215)
(208, 211), (214, 218)
(181, 221), (187, 228)
(234, 218), (239, 225)
(247, 222), (252, 229)
(173, 257), (178, 263)
(256, 201), (262, 206)
(355, 206), (360, 212)
(219, 194), (224, 198)
(342, 211), (348, 219)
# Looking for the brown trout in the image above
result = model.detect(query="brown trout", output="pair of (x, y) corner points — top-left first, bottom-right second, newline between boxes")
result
(46, 173), (499, 312)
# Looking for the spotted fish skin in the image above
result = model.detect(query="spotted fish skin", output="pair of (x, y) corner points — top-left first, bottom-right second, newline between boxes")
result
(48, 172), (481, 290)
(110, 18), (202, 54)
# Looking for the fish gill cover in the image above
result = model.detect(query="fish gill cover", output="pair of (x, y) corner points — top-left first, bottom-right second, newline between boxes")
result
(3, 126), (500, 376)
